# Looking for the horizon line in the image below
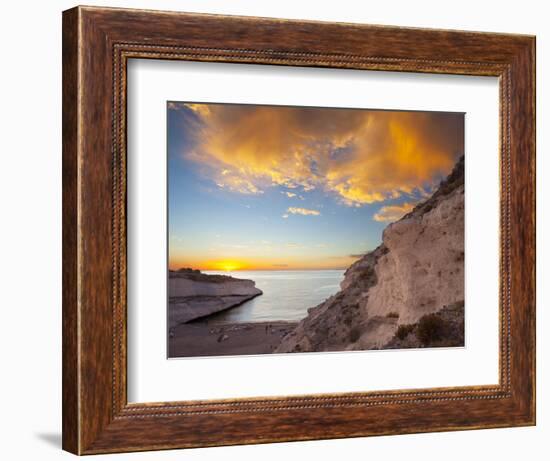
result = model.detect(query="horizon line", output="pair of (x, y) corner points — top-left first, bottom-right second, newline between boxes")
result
(169, 267), (349, 272)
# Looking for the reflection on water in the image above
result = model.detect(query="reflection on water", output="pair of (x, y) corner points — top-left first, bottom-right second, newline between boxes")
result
(204, 270), (344, 323)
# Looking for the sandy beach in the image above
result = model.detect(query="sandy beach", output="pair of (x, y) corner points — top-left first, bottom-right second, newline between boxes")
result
(168, 320), (298, 358)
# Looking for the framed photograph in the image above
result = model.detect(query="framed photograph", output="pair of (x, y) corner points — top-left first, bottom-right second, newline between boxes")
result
(165, 102), (466, 359)
(62, 6), (535, 455)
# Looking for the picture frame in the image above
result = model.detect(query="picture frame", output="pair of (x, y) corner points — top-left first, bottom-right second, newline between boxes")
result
(62, 5), (535, 455)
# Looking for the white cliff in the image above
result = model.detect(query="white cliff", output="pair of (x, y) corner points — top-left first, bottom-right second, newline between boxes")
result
(363, 177), (464, 325)
(277, 156), (465, 353)
(168, 270), (262, 328)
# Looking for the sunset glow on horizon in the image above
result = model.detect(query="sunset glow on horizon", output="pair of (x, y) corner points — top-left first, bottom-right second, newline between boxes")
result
(168, 102), (464, 271)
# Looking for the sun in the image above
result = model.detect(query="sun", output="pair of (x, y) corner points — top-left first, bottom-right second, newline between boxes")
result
(213, 260), (242, 272)
(221, 263), (239, 272)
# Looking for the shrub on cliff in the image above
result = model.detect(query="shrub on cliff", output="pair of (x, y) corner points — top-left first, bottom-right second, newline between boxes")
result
(416, 313), (446, 345)
(396, 324), (414, 340)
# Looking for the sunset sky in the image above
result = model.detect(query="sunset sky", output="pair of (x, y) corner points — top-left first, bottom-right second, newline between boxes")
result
(168, 102), (464, 271)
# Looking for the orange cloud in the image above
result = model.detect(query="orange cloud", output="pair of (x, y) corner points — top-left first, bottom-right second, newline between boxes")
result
(175, 103), (463, 206)
(373, 202), (416, 222)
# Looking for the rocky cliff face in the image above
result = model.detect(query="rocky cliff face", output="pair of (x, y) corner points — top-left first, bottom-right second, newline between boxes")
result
(168, 269), (262, 328)
(276, 156), (465, 353)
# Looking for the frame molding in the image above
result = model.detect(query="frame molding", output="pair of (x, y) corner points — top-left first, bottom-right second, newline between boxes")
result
(62, 6), (535, 454)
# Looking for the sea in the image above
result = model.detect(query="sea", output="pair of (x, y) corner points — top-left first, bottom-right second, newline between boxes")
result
(203, 270), (345, 323)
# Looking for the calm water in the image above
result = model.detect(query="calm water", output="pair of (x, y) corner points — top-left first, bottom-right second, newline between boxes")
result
(203, 270), (345, 323)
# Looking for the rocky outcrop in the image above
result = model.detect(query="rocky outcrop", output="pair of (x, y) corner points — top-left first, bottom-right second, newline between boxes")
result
(276, 156), (465, 353)
(168, 269), (262, 328)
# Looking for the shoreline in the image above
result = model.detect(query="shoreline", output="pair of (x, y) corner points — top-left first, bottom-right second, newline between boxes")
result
(168, 320), (298, 358)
